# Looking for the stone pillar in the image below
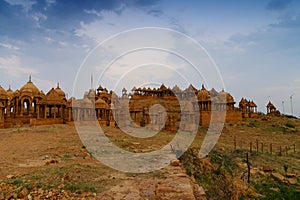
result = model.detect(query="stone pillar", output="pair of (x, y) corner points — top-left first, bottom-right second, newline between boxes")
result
(53, 105), (56, 118)
(77, 109), (80, 121)
(20, 100), (24, 116)
(0, 106), (4, 126)
(37, 105), (40, 119)
(44, 106), (47, 118)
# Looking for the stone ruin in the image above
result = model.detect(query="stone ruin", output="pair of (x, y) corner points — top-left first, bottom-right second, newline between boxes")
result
(0, 76), (275, 130)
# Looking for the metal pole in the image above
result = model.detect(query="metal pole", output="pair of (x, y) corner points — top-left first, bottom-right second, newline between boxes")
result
(290, 94), (294, 116)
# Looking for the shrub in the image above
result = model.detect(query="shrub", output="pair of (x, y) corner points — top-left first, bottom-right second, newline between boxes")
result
(285, 122), (295, 129)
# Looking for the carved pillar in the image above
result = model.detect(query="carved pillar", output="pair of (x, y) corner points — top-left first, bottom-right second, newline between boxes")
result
(44, 106), (47, 118)
(20, 100), (24, 116)
(37, 105), (40, 119)
(53, 105), (56, 118)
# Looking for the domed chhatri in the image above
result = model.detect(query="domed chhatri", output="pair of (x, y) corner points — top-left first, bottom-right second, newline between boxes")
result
(0, 76), (69, 127)
(0, 76), (274, 129)
(55, 83), (66, 98)
(20, 75), (41, 95)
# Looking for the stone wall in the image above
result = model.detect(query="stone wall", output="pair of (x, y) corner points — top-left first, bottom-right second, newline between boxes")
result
(225, 110), (242, 123)
(200, 110), (242, 127)
(30, 118), (64, 126)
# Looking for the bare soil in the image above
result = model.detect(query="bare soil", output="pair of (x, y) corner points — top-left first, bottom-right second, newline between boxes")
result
(0, 115), (299, 199)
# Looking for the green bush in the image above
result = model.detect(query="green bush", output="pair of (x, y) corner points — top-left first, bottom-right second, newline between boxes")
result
(254, 178), (300, 200)
(285, 122), (295, 129)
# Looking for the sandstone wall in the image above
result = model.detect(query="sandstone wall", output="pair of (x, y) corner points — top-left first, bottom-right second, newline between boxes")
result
(200, 110), (242, 126)
(225, 110), (242, 123)
(30, 118), (64, 126)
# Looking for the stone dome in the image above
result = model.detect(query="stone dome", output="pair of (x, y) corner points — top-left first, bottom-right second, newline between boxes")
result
(95, 98), (109, 109)
(239, 98), (247, 107)
(0, 85), (8, 100)
(209, 88), (218, 97)
(72, 99), (81, 108)
(6, 86), (13, 99)
(41, 88), (65, 105)
(249, 100), (257, 107)
(197, 84), (210, 101)
(83, 96), (93, 108)
(217, 89), (234, 103)
(55, 83), (66, 98)
(20, 77), (40, 95)
(267, 101), (276, 109)
(172, 85), (181, 92)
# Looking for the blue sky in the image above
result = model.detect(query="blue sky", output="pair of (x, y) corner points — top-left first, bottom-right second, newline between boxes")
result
(0, 0), (300, 116)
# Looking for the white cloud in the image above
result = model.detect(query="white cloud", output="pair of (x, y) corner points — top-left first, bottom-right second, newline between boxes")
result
(0, 55), (38, 77)
(0, 43), (20, 50)
(4, 0), (36, 12)
(32, 12), (47, 28)
(83, 9), (102, 17)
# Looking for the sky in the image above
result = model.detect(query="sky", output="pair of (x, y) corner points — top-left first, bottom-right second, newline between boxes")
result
(0, 0), (300, 116)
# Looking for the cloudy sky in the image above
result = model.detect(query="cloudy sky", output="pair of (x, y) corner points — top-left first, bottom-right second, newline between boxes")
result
(0, 0), (299, 116)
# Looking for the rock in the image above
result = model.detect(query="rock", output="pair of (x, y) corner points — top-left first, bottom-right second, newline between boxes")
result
(27, 194), (33, 200)
(237, 162), (247, 169)
(271, 172), (285, 181)
(156, 175), (196, 200)
(270, 187), (279, 192)
(219, 147), (225, 151)
(170, 159), (180, 166)
(286, 173), (297, 178)
(38, 188), (44, 194)
(250, 168), (259, 175)
(258, 170), (266, 177)
(6, 174), (15, 179)
(262, 166), (274, 172)
(50, 159), (58, 164)
(5, 193), (14, 200)
(63, 173), (71, 182)
(193, 185), (207, 200)
(18, 188), (28, 198)
(286, 178), (297, 185)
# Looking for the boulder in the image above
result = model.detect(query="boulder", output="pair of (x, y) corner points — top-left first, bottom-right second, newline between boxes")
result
(170, 159), (180, 166)
(262, 166), (274, 172)
(271, 172), (285, 181)
(286, 178), (297, 185)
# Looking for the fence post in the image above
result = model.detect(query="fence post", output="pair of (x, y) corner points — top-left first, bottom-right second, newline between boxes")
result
(270, 143), (272, 154)
(261, 142), (264, 153)
(246, 152), (250, 184)
(279, 146), (282, 156)
(286, 146), (288, 156)
(250, 142), (252, 153)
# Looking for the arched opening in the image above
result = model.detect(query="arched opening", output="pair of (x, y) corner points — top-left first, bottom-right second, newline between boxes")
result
(23, 99), (30, 115)
(10, 107), (13, 116)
